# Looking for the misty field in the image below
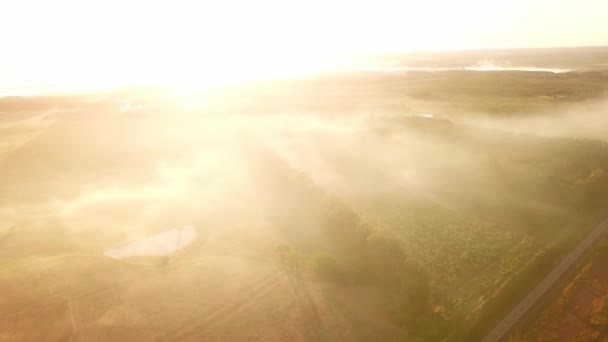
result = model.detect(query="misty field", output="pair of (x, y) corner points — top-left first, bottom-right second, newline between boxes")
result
(1, 65), (608, 341)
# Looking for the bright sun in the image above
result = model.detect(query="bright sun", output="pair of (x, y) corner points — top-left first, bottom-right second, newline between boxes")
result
(5, 0), (606, 90)
(1, 0), (374, 90)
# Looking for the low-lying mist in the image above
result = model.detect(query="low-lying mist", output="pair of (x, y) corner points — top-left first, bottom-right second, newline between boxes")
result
(1, 81), (608, 340)
(468, 97), (608, 141)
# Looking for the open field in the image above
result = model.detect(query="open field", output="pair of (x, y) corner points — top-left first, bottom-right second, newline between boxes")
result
(0, 108), (411, 341)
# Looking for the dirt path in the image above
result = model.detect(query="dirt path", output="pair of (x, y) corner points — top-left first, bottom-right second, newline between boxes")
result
(67, 301), (79, 342)
(483, 217), (608, 342)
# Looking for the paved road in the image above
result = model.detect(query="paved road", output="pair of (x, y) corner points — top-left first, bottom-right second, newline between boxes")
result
(482, 217), (608, 342)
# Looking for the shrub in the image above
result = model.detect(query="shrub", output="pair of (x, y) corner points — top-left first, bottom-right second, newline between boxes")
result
(311, 253), (341, 281)
(276, 244), (301, 274)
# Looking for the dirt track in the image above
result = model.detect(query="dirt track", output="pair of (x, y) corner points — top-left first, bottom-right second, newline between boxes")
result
(483, 217), (608, 342)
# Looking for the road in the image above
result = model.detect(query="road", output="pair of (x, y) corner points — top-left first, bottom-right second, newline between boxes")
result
(482, 217), (608, 342)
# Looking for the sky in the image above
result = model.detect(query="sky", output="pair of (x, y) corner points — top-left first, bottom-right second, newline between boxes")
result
(1, 0), (607, 89)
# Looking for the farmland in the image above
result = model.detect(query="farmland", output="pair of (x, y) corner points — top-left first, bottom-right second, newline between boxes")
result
(1, 48), (608, 341)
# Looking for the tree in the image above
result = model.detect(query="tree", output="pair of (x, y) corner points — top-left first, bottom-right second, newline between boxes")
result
(311, 253), (341, 281)
(276, 244), (301, 275)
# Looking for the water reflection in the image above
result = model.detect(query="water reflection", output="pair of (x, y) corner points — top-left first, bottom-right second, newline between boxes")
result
(104, 225), (196, 259)
(353, 64), (569, 73)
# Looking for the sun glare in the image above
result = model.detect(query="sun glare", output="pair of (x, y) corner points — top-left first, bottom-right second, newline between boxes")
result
(2, 0), (608, 340)
(1, 0), (607, 91)
(0, 0), (503, 90)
